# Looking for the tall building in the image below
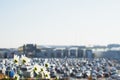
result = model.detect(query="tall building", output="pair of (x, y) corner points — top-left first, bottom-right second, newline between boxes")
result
(55, 49), (63, 58)
(78, 49), (84, 58)
(18, 44), (41, 57)
(63, 48), (69, 58)
(69, 49), (76, 58)
(85, 50), (93, 58)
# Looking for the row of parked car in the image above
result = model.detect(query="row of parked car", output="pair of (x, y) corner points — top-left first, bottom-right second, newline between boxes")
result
(1, 58), (120, 80)
(32, 58), (120, 80)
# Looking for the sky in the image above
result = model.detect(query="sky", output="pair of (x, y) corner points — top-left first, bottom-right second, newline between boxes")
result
(0, 0), (120, 48)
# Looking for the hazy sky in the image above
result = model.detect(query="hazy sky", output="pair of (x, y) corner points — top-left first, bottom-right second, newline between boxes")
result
(0, 0), (120, 48)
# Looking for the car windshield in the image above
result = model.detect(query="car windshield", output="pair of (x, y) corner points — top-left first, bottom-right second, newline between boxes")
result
(21, 68), (27, 71)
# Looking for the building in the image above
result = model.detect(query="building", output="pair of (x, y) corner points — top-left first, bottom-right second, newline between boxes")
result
(63, 48), (69, 58)
(85, 50), (93, 58)
(78, 49), (84, 58)
(18, 44), (41, 57)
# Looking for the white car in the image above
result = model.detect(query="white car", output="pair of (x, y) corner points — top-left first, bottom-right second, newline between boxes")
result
(75, 72), (82, 78)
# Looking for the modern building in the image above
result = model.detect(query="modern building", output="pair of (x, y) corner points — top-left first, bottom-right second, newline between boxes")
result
(63, 48), (69, 58)
(85, 50), (93, 58)
(77, 49), (84, 58)
(18, 44), (41, 57)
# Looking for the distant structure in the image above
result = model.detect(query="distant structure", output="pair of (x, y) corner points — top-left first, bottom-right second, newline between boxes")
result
(18, 44), (41, 57)
(16, 44), (120, 59)
(17, 45), (91, 58)
(0, 48), (15, 58)
(1, 44), (120, 59)
(85, 50), (93, 58)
